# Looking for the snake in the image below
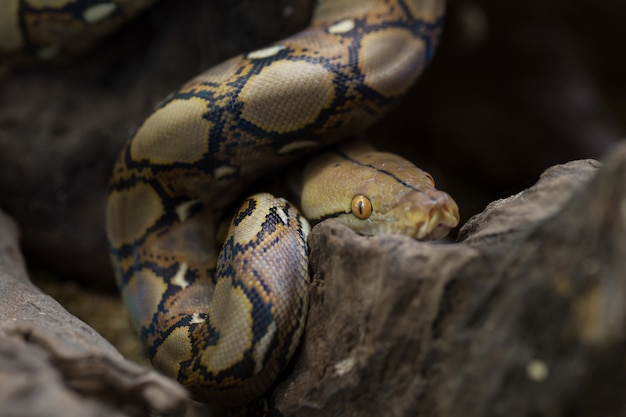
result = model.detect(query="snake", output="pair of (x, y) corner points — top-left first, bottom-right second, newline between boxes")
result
(2, 0), (459, 407)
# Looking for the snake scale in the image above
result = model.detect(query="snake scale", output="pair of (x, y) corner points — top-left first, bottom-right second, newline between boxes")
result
(2, 0), (459, 406)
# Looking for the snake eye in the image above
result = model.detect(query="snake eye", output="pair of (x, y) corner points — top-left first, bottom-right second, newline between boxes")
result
(351, 195), (372, 219)
(424, 171), (435, 186)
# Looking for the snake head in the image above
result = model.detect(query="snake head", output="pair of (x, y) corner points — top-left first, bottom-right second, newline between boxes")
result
(301, 143), (460, 240)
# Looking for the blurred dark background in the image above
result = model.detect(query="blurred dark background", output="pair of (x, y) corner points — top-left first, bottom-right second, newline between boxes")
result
(372, 0), (625, 221)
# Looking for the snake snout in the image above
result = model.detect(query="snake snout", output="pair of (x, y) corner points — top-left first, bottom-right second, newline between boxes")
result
(409, 193), (460, 240)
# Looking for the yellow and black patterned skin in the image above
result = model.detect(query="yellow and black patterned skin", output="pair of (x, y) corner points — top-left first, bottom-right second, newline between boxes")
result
(4, 0), (459, 406)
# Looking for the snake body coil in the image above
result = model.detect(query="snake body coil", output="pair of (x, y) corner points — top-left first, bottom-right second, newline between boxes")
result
(106, 0), (452, 405)
(4, 0), (457, 406)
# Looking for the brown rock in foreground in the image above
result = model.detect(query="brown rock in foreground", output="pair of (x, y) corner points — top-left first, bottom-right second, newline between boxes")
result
(272, 145), (626, 416)
(0, 211), (188, 417)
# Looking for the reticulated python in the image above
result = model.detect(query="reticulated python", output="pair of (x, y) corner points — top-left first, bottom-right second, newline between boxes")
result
(2, 0), (459, 406)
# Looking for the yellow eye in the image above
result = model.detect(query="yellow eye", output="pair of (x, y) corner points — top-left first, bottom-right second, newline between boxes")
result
(424, 171), (435, 186)
(351, 195), (372, 219)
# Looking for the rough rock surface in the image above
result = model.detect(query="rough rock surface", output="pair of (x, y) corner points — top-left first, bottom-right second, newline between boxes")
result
(0, 211), (188, 417)
(270, 145), (626, 416)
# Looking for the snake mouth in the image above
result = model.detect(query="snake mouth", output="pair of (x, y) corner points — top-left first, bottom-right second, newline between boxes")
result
(412, 202), (460, 241)
(377, 194), (460, 240)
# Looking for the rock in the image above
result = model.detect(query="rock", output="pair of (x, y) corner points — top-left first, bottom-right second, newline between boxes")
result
(272, 144), (626, 416)
(0, 210), (188, 417)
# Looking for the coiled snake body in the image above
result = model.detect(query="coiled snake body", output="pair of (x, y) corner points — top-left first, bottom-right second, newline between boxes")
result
(3, 0), (459, 406)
